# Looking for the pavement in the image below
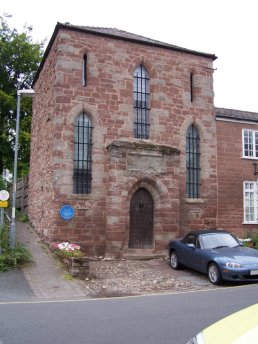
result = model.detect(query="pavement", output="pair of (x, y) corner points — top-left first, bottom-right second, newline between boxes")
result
(0, 221), (215, 303)
(0, 221), (89, 302)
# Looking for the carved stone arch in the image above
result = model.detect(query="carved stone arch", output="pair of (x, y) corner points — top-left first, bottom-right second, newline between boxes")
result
(128, 56), (157, 79)
(125, 176), (171, 249)
(179, 116), (206, 154)
(79, 47), (90, 56)
(179, 116), (211, 197)
(67, 103), (101, 127)
(124, 175), (168, 208)
(66, 104), (104, 192)
(121, 176), (169, 248)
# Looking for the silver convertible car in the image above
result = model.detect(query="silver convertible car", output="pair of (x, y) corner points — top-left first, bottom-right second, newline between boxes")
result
(169, 229), (258, 284)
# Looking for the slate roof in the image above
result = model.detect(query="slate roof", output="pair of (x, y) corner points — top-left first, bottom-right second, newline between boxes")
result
(33, 22), (216, 85)
(58, 22), (217, 60)
(215, 107), (258, 123)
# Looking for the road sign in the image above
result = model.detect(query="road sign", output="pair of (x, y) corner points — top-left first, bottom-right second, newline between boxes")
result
(59, 205), (75, 220)
(0, 190), (9, 201)
(0, 200), (8, 208)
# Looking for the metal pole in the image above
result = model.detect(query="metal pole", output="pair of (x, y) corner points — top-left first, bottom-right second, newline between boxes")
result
(0, 208), (3, 255)
(0, 208), (3, 227)
(10, 92), (21, 248)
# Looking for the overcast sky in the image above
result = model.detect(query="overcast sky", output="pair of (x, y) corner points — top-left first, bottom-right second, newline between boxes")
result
(3, 0), (258, 112)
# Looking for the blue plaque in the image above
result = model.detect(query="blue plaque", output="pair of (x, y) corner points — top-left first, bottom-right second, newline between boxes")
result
(59, 205), (75, 220)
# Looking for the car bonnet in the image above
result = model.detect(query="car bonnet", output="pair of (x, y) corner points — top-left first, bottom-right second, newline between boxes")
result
(202, 304), (258, 344)
(211, 247), (258, 263)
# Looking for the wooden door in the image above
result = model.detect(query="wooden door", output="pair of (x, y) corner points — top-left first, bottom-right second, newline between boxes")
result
(129, 188), (154, 248)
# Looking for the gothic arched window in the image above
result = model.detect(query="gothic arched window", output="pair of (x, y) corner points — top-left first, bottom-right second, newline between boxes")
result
(186, 124), (200, 198)
(133, 65), (150, 139)
(73, 113), (93, 194)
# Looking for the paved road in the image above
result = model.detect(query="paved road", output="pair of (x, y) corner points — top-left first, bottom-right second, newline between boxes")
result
(1, 283), (258, 344)
(0, 269), (34, 302)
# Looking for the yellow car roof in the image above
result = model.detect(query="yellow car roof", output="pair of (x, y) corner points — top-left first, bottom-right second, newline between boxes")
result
(203, 303), (258, 344)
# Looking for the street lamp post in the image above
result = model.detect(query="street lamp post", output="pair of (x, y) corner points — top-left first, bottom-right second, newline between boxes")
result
(10, 89), (35, 248)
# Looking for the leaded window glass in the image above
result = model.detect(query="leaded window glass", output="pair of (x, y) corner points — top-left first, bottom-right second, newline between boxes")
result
(186, 124), (200, 198)
(133, 65), (150, 139)
(73, 113), (93, 194)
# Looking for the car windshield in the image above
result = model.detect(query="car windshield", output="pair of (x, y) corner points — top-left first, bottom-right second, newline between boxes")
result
(201, 233), (239, 249)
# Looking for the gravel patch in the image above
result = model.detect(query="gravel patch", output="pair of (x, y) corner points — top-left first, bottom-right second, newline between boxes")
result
(80, 258), (213, 297)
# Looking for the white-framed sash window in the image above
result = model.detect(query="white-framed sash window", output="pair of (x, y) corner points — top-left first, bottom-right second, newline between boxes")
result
(242, 129), (258, 158)
(244, 181), (258, 223)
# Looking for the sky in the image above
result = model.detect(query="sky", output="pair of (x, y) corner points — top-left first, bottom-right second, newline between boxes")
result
(3, 0), (258, 112)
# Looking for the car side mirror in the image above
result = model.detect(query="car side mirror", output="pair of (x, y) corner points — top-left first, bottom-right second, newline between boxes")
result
(187, 243), (195, 249)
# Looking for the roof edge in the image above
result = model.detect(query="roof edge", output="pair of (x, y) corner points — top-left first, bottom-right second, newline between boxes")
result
(33, 22), (217, 86)
(215, 107), (258, 123)
(57, 22), (217, 60)
(32, 23), (60, 86)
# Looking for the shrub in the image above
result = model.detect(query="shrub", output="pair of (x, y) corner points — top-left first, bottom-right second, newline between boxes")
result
(17, 211), (29, 223)
(0, 225), (32, 272)
(243, 231), (258, 249)
(251, 234), (258, 249)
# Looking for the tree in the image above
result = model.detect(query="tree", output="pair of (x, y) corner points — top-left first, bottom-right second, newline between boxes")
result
(0, 14), (44, 177)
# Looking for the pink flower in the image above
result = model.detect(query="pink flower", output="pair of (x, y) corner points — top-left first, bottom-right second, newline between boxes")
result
(51, 242), (81, 252)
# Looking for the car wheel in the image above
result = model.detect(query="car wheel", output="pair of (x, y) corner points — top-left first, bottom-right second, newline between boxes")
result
(208, 263), (223, 285)
(170, 251), (181, 270)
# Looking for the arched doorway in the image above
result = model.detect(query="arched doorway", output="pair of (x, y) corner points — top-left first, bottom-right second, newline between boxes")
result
(129, 188), (154, 248)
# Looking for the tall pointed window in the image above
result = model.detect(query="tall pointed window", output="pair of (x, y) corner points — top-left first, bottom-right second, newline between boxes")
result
(73, 113), (93, 194)
(133, 65), (150, 139)
(186, 124), (200, 198)
(82, 53), (87, 86)
(190, 72), (194, 102)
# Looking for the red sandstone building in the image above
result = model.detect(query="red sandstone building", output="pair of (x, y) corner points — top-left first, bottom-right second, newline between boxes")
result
(28, 22), (257, 257)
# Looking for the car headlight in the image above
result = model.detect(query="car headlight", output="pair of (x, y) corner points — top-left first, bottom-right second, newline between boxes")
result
(187, 332), (205, 344)
(225, 262), (243, 268)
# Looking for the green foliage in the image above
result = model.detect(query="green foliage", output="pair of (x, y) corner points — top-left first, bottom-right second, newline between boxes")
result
(0, 224), (32, 272)
(53, 249), (84, 259)
(63, 273), (74, 281)
(251, 234), (258, 249)
(0, 13), (44, 176)
(243, 231), (258, 249)
(17, 210), (29, 222)
(0, 176), (6, 189)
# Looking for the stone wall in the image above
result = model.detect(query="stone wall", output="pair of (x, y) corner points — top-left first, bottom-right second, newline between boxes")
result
(28, 34), (58, 241)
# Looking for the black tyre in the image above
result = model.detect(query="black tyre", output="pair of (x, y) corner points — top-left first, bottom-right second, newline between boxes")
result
(169, 251), (181, 270)
(208, 263), (223, 285)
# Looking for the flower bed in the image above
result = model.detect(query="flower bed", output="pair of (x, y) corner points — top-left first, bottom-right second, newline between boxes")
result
(51, 242), (89, 278)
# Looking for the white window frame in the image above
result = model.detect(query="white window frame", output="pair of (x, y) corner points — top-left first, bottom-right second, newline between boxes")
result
(242, 129), (258, 159)
(243, 181), (258, 224)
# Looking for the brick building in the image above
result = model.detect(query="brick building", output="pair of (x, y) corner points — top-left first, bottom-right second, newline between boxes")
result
(216, 108), (258, 236)
(28, 22), (218, 257)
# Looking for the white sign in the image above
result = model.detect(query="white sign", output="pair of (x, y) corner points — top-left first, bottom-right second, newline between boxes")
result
(0, 190), (10, 201)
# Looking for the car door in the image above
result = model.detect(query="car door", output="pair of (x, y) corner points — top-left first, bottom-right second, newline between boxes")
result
(183, 234), (199, 269)
(184, 235), (206, 272)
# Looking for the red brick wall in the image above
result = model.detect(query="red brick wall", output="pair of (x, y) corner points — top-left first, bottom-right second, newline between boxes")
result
(217, 119), (258, 236)
(29, 27), (217, 257)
